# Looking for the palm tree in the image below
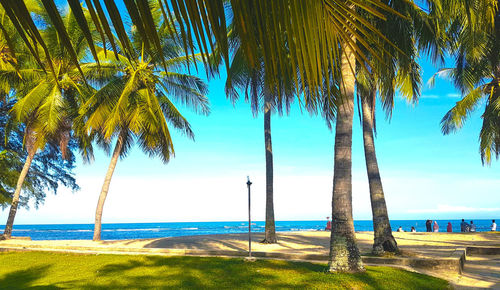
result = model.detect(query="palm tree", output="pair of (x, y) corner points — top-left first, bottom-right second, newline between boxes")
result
(328, 42), (364, 272)
(428, 0), (500, 164)
(262, 94), (276, 243)
(2, 5), (91, 238)
(1, 96), (79, 206)
(322, 0), (429, 271)
(222, 31), (296, 244)
(359, 88), (398, 254)
(325, 0), (440, 257)
(80, 25), (209, 241)
(354, 0), (436, 255)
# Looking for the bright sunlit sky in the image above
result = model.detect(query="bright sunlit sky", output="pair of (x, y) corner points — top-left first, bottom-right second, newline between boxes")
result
(1, 4), (499, 225)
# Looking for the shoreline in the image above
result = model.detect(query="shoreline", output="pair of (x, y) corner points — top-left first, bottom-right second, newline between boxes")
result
(2, 231), (499, 253)
(7, 220), (498, 241)
(8, 218), (498, 226)
(8, 229), (500, 239)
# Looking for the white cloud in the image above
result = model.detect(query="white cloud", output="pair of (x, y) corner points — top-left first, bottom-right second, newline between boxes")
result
(421, 94), (440, 99)
(446, 93), (461, 98)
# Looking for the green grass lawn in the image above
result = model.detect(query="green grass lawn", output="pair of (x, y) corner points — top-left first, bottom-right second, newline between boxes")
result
(0, 251), (448, 289)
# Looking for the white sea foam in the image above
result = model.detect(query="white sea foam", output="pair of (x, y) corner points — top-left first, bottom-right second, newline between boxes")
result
(102, 228), (164, 232)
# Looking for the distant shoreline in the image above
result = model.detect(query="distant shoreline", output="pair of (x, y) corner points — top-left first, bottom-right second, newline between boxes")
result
(10, 218), (498, 226)
(5, 220), (497, 241)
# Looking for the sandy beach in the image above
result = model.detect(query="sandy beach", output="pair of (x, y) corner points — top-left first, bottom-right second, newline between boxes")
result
(2, 231), (498, 257)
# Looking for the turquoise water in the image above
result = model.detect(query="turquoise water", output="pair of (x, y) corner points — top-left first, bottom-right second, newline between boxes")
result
(9, 219), (496, 240)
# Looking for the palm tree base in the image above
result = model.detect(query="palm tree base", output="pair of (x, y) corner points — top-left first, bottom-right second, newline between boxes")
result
(260, 237), (277, 244)
(328, 235), (365, 273)
(372, 236), (398, 255)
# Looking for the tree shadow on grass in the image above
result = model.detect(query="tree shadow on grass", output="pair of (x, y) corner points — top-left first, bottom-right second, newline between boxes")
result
(95, 256), (402, 289)
(0, 265), (60, 289)
(54, 255), (447, 289)
(83, 256), (326, 289)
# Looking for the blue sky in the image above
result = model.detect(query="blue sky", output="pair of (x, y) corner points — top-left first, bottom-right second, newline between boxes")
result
(1, 3), (499, 225)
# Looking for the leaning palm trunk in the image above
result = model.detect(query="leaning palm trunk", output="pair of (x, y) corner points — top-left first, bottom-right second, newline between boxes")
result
(262, 95), (277, 243)
(361, 94), (398, 254)
(93, 134), (124, 241)
(328, 44), (364, 272)
(2, 149), (36, 239)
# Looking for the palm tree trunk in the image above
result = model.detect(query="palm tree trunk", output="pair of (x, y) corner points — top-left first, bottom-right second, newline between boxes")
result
(93, 134), (124, 241)
(328, 44), (364, 272)
(262, 95), (277, 243)
(2, 150), (36, 239)
(361, 93), (398, 255)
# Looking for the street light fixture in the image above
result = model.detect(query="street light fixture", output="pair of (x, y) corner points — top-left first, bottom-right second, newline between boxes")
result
(245, 176), (256, 261)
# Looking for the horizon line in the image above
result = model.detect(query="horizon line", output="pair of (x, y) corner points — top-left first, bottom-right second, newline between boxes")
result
(12, 218), (498, 226)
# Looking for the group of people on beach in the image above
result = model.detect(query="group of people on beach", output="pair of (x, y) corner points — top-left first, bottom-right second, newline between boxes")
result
(396, 219), (497, 233)
(324, 217), (497, 233)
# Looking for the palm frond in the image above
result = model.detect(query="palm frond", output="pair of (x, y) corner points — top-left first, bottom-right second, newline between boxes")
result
(158, 72), (209, 115)
(441, 86), (484, 134)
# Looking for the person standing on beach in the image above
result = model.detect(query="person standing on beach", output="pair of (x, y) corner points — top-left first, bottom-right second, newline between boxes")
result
(426, 220), (432, 232)
(325, 217), (332, 231)
(460, 219), (468, 232)
(433, 221), (439, 232)
(470, 221), (476, 232)
(447, 222), (452, 232)
(492, 220), (497, 231)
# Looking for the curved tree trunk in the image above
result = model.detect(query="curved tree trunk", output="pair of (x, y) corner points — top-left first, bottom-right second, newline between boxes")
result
(361, 93), (398, 255)
(262, 95), (277, 243)
(328, 44), (364, 272)
(2, 150), (36, 239)
(93, 134), (123, 241)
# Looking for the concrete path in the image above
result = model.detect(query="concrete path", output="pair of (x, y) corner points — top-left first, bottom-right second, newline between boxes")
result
(453, 254), (500, 289)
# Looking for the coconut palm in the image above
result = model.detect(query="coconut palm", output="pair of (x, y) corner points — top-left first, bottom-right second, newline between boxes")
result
(221, 29), (296, 244)
(0, 98), (79, 212)
(354, 0), (440, 255)
(79, 23), (210, 241)
(428, 0), (500, 164)
(324, 0), (442, 258)
(1, 5), (91, 238)
(327, 41), (365, 272)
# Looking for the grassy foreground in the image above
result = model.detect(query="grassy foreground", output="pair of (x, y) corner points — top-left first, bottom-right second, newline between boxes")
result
(0, 252), (448, 289)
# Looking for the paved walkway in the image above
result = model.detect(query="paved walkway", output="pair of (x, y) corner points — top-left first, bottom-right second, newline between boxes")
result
(454, 254), (500, 289)
(1, 231), (499, 288)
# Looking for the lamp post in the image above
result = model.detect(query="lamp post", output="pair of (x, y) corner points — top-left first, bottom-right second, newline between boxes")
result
(245, 176), (255, 261)
(247, 176), (252, 257)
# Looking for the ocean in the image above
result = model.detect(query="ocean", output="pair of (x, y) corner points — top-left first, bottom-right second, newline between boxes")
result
(8, 219), (496, 240)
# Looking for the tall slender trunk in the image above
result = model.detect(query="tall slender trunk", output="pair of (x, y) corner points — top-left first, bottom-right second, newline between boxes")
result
(262, 95), (277, 243)
(361, 94), (398, 254)
(93, 134), (124, 241)
(2, 150), (36, 239)
(328, 44), (364, 272)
